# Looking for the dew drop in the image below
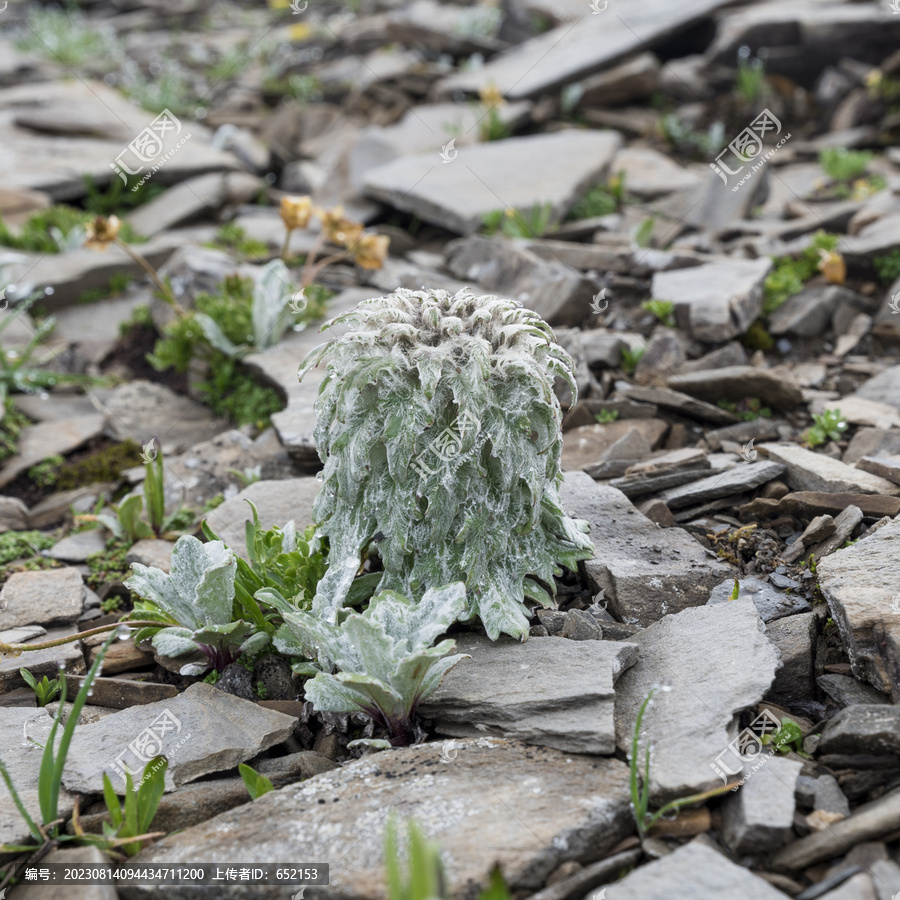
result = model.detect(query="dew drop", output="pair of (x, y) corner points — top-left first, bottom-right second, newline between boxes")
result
(738, 44), (751, 59)
(117, 624), (132, 641)
(56, 660), (65, 670)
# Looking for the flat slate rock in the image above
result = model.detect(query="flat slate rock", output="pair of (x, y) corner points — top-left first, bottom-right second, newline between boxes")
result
(562, 420), (669, 472)
(657, 460), (785, 509)
(707, 576), (810, 622)
(91, 380), (227, 456)
(668, 366), (804, 410)
(651, 258), (771, 343)
(420, 634), (638, 754)
(46, 529), (107, 563)
(362, 130), (621, 235)
(204, 479), (321, 558)
(613, 601), (780, 800)
(0, 80), (239, 201)
(0, 567), (84, 628)
(62, 682), (297, 794)
(763, 443), (900, 496)
(818, 705), (900, 756)
(721, 756), (803, 853)
(817, 673), (891, 708)
(561, 471), (734, 626)
(0, 414), (106, 488)
(120, 738), (634, 900)
(617, 385), (739, 425)
(605, 840), (790, 899)
(436, 0), (735, 100)
(817, 517), (900, 699)
(850, 364), (900, 410)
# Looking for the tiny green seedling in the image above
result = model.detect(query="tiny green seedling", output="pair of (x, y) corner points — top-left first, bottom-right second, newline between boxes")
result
(641, 299), (675, 327)
(97, 756), (168, 857)
(620, 345), (646, 375)
(806, 409), (848, 447)
(19, 669), (61, 707)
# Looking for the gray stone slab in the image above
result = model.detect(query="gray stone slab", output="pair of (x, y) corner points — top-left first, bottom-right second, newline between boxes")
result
(856, 456), (900, 486)
(851, 365), (900, 411)
(617, 385), (740, 425)
(658, 460), (786, 510)
(444, 234), (596, 326)
(436, 0), (735, 100)
(668, 366), (804, 410)
(652, 258), (772, 343)
(420, 634), (638, 754)
(90, 380), (227, 456)
(613, 601), (780, 800)
(818, 705), (900, 756)
(0, 414), (106, 488)
(0, 80), (239, 201)
(561, 471), (734, 626)
(817, 673), (891, 708)
(0, 567), (84, 628)
(62, 682), (297, 794)
(722, 756), (803, 854)
(203, 479), (321, 558)
(47, 529), (107, 563)
(817, 518), (900, 699)
(14, 226), (217, 309)
(766, 612), (817, 705)
(125, 539), (174, 573)
(605, 840), (790, 899)
(763, 444), (900, 496)
(362, 130), (622, 235)
(163, 428), (292, 508)
(349, 100), (530, 185)
(118, 738), (633, 900)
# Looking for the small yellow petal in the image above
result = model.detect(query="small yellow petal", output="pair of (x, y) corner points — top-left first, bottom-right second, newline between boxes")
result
(289, 23), (312, 42)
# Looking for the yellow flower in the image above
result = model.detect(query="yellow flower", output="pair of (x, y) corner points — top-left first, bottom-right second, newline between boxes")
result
(268, 0), (290, 7)
(479, 84), (504, 109)
(84, 215), (121, 250)
(279, 195), (313, 231)
(351, 233), (390, 270)
(320, 206), (363, 247)
(288, 23), (312, 42)
(865, 68), (882, 89)
(819, 250), (846, 285)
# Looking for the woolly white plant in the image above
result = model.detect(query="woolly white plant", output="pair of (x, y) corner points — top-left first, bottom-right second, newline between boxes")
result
(299, 288), (594, 640)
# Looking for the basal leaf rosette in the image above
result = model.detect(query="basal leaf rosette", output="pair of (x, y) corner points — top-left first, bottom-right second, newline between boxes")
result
(299, 288), (593, 640)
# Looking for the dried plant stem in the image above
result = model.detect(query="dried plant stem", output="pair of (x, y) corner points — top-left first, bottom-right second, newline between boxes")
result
(113, 238), (184, 315)
(0, 621), (162, 656)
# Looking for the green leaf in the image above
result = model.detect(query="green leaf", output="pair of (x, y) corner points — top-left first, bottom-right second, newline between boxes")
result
(125, 535), (236, 630)
(103, 773), (123, 829)
(238, 763), (275, 800)
(136, 756), (167, 834)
